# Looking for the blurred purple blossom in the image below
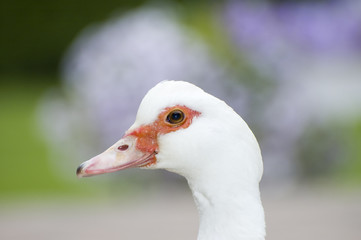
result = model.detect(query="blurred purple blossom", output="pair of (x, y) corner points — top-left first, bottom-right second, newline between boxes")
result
(225, 0), (361, 180)
(38, 7), (247, 176)
(278, 3), (361, 53)
(226, 0), (361, 56)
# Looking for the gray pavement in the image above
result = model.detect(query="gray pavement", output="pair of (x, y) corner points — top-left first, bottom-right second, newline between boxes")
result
(0, 187), (360, 240)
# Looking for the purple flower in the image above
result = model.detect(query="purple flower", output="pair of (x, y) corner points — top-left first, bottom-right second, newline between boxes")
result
(226, 0), (361, 57)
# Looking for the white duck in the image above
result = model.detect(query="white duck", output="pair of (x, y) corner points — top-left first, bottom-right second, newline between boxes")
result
(77, 81), (265, 240)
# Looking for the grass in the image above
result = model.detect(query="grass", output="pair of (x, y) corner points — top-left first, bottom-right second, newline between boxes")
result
(340, 120), (361, 183)
(0, 75), (92, 197)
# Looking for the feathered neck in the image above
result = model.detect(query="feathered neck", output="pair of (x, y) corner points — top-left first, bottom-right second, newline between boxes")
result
(187, 174), (265, 240)
(180, 136), (266, 240)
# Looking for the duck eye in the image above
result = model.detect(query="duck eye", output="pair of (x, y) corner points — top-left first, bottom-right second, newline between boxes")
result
(166, 109), (185, 125)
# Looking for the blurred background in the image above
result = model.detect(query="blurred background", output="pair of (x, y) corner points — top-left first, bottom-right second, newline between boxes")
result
(1, 0), (360, 239)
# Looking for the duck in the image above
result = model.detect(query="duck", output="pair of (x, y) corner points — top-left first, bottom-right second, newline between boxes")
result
(77, 81), (265, 240)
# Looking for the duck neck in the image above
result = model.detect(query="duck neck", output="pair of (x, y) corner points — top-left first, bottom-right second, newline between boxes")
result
(187, 176), (265, 240)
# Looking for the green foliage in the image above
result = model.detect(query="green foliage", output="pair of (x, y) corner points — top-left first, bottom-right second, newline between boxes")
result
(297, 119), (361, 183)
(179, 3), (275, 94)
(340, 120), (361, 182)
(0, 0), (146, 74)
(0, 0), (217, 75)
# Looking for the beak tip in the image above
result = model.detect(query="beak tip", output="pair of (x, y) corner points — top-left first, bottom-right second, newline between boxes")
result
(76, 163), (85, 178)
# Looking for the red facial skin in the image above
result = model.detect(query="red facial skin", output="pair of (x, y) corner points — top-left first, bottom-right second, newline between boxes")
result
(126, 105), (201, 167)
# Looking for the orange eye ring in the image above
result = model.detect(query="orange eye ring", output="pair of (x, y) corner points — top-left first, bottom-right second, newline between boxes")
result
(165, 109), (186, 126)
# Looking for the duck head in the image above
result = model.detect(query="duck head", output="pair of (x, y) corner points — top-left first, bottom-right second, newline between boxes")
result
(77, 80), (262, 186)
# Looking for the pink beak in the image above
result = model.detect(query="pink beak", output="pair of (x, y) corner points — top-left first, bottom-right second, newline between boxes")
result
(76, 135), (156, 178)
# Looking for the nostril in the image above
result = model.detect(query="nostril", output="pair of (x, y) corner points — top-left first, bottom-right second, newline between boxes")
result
(118, 144), (129, 151)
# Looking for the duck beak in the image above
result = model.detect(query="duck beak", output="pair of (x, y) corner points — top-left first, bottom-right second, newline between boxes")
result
(76, 135), (157, 178)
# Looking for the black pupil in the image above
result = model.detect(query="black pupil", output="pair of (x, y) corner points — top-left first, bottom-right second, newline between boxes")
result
(172, 112), (181, 121)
